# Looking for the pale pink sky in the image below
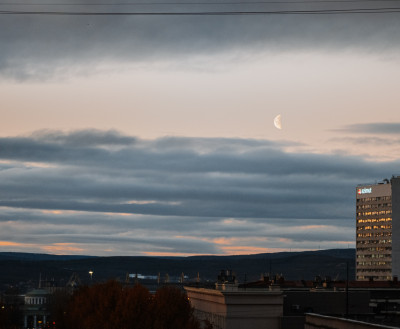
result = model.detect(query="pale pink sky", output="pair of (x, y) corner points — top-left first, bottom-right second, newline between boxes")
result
(1, 3), (400, 256)
(2, 52), (399, 159)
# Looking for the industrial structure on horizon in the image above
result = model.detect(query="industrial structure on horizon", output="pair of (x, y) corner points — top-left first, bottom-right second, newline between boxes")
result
(356, 176), (400, 281)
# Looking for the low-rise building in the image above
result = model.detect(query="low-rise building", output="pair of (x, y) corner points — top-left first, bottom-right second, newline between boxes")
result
(23, 289), (49, 329)
(186, 272), (400, 329)
(185, 270), (283, 329)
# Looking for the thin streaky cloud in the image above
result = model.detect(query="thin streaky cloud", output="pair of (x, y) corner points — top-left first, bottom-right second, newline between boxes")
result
(336, 122), (400, 135)
(0, 129), (392, 255)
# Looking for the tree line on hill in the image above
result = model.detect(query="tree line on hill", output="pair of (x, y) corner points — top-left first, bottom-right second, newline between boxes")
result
(0, 249), (356, 287)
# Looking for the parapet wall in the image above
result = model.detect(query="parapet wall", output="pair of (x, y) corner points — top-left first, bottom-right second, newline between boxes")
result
(305, 313), (398, 329)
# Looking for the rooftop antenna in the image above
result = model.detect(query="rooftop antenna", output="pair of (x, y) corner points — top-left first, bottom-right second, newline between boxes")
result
(39, 273), (42, 289)
(269, 259), (272, 277)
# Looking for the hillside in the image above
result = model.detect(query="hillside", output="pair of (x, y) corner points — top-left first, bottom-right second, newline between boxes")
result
(0, 249), (355, 289)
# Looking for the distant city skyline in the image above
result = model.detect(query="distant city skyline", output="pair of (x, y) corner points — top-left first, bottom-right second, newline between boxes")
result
(1, 0), (400, 256)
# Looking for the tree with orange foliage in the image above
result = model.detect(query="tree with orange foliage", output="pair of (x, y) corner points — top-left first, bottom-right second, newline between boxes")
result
(66, 280), (122, 329)
(113, 283), (153, 329)
(62, 281), (200, 329)
(152, 285), (200, 329)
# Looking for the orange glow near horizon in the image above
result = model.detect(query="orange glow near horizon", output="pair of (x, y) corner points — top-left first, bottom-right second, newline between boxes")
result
(142, 247), (311, 257)
(41, 210), (64, 215)
(0, 240), (87, 255)
(297, 225), (330, 230)
(0, 241), (24, 247)
(219, 246), (290, 255)
(40, 209), (81, 215)
(336, 241), (355, 245)
(142, 251), (211, 257)
(104, 212), (133, 216)
(41, 243), (85, 254)
(213, 237), (237, 245)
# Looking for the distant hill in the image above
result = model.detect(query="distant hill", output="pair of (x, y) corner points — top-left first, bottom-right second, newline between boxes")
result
(0, 252), (94, 262)
(0, 249), (355, 289)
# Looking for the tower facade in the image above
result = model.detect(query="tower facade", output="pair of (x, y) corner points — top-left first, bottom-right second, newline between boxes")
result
(356, 177), (400, 281)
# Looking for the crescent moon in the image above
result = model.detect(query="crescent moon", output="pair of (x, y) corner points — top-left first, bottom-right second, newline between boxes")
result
(274, 114), (282, 130)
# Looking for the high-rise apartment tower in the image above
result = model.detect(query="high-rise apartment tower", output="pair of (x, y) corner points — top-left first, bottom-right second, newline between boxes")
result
(356, 176), (400, 281)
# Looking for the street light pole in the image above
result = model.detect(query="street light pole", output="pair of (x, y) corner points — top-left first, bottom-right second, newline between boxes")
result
(346, 261), (349, 318)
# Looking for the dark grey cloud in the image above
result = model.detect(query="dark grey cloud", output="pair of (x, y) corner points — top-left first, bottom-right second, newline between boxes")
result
(1, 0), (400, 79)
(338, 123), (400, 135)
(0, 130), (394, 177)
(0, 129), (397, 221)
(266, 227), (354, 243)
(0, 206), (352, 255)
(0, 129), (394, 254)
(31, 129), (137, 147)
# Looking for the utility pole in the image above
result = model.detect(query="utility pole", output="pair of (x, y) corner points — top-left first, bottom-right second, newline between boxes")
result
(346, 261), (349, 318)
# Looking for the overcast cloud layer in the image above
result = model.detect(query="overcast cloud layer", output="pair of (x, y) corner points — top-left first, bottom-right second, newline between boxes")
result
(2, 1), (400, 256)
(0, 129), (397, 255)
(1, 0), (400, 79)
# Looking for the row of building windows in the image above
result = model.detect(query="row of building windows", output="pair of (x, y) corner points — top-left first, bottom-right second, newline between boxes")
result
(356, 196), (391, 202)
(356, 239), (392, 245)
(356, 247), (392, 252)
(357, 204), (392, 210)
(357, 275), (392, 280)
(357, 218), (392, 224)
(375, 232), (392, 237)
(357, 211), (392, 216)
(356, 224), (392, 230)
(357, 261), (391, 266)
(357, 254), (390, 259)
(356, 268), (392, 273)
(357, 232), (392, 238)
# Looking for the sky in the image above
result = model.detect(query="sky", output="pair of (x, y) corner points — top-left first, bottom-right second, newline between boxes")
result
(1, 0), (400, 256)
